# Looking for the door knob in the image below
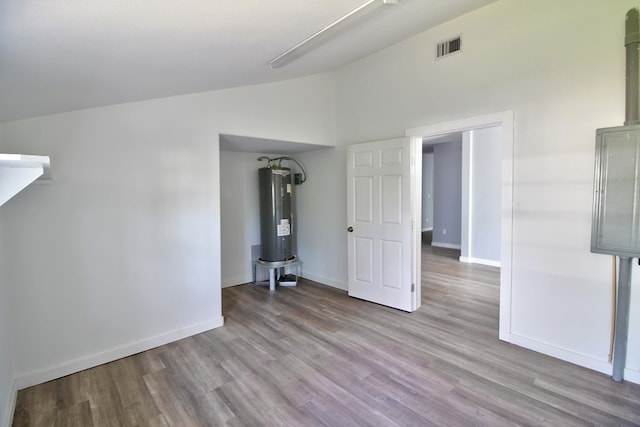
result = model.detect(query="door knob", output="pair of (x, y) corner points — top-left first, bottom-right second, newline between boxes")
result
(347, 226), (354, 232)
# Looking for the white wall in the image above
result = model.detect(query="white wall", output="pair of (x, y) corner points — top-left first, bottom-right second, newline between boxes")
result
(461, 127), (502, 265)
(332, 0), (639, 380)
(0, 136), (11, 427)
(421, 153), (434, 231)
(294, 147), (344, 289)
(0, 73), (336, 388)
(432, 141), (462, 248)
(220, 150), (263, 287)
(0, 219), (16, 427)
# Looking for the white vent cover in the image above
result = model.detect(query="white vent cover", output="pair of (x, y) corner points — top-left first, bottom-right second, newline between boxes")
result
(436, 36), (461, 59)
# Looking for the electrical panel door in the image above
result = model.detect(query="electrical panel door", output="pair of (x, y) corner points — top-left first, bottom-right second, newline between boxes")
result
(591, 125), (640, 257)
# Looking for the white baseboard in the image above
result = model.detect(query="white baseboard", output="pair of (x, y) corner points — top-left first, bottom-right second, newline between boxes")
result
(222, 275), (252, 288)
(503, 333), (640, 384)
(1, 379), (16, 427)
(15, 317), (224, 390)
(222, 282), (247, 288)
(431, 241), (461, 250)
(623, 368), (640, 384)
(300, 272), (347, 291)
(459, 256), (501, 268)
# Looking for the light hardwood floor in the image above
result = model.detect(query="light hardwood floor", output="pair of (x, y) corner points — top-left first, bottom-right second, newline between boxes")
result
(12, 242), (640, 426)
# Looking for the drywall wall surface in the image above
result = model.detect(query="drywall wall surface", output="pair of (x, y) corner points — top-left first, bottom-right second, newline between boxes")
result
(220, 150), (262, 287)
(0, 223), (15, 427)
(0, 72), (336, 386)
(334, 0), (639, 376)
(432, 141), (462, 247)
(0, 296), (13, 427)
(629, 266), (640, 376)
(295, 146), (345, 289)
(469, 126), (502, 263)
(422, 153), (434, 230)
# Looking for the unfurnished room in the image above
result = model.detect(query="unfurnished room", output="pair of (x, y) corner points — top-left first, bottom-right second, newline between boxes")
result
(1, 1), (640, 426)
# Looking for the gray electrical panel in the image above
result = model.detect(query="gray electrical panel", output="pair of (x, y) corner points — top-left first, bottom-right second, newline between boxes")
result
(591, 125), (640, 257)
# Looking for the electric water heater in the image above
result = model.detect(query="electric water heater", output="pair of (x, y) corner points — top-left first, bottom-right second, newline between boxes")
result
(258, 167), (295, 261)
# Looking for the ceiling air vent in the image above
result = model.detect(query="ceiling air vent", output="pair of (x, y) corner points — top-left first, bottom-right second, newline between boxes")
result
(436, 36), (461, 59)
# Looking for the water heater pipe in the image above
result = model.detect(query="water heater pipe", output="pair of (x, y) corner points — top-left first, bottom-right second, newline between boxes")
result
(257, 156), (307, 184)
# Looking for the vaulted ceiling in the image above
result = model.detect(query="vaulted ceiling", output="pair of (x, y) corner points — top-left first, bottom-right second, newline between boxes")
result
(0, 0), (497, 122)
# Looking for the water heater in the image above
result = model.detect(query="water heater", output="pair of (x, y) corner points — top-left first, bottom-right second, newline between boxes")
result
(258, 167), (295, 261)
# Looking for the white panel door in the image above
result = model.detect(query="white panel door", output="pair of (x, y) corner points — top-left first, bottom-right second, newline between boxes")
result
(347, 137), (420, 312)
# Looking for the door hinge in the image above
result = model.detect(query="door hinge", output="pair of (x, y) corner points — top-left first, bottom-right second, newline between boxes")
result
(411, 283), (415, 292)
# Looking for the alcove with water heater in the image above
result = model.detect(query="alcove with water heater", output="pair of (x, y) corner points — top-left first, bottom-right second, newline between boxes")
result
(253, 156), (307, 291)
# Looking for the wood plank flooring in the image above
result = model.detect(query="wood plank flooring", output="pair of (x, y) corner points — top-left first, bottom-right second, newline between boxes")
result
(12, 241), (640, 426)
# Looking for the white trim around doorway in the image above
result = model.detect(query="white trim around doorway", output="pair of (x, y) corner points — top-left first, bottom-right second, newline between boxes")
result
(405, 110), (514, 342)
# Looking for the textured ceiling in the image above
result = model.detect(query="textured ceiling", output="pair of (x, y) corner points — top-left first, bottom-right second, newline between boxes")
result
(0, 0), (497, 122)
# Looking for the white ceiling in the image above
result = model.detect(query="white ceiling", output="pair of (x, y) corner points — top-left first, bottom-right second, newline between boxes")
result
(0, 0), (497, 123)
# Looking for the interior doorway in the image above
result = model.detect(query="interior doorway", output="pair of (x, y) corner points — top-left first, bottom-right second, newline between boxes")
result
(422, 127), (502, 267)
(406, 111), (514, 341)
(422, 134), (463, 251)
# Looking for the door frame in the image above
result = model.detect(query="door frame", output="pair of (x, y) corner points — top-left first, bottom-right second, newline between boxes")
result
(406, 110), (514, 341)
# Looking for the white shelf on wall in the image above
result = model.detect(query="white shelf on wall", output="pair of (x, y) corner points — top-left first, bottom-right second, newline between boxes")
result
(0, 153), (51, 207)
